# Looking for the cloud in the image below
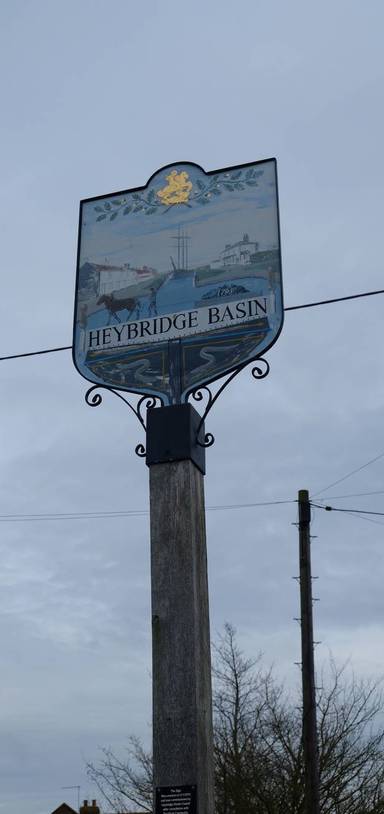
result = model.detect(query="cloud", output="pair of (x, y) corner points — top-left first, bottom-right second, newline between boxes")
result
(2, 1), (384, 811)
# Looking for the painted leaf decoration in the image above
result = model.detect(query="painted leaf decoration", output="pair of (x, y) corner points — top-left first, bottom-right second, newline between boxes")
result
(104, 202), (111, 210)
(110, 212), (118, 220)
(96, 214), (107, 221)
(123, 206), (132, 215)
(112, 200), (121, 206)
(94, 206), (104, 212)
(231, 170), (242, 179)
(145, 207), (157, 215)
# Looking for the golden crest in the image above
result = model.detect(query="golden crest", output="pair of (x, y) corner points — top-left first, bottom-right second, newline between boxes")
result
(157, 170), (193, 206)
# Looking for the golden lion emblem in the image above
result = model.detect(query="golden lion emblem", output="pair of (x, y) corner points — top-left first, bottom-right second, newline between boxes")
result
(157, 170), (193, 206)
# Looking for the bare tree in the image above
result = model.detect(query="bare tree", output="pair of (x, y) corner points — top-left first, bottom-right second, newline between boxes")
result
(87, 626), (384, 814)
(213, 628), (384, 814)
(213, 623), (304, 814)
(213, 622), (277, 814)
(317, 661), (384, 814)
(86, 736), (152, 814)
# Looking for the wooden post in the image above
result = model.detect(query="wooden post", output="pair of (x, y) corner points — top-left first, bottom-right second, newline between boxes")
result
(147, 406), (214, 814)
(298, 489), (320, 814)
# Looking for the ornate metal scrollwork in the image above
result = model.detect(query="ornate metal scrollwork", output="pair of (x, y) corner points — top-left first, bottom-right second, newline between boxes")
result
(187, 356), (270, 448)
(188, 385), (213, 415)
(136, 395), (161, 430)
(85, 357), (270, 458)
(251, 358), (270, 380)
(196, 431), (215, 448)
(135, 443), (146, 457)
(85, 387), (103, 408)
(85, 385), (163, 457)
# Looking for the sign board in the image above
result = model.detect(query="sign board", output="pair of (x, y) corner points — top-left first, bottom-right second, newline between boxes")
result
(155, 786), (197, 814)
(73, 160), (283, 403)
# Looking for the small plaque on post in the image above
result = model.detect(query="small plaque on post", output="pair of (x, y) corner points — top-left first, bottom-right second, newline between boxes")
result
(156, 785), (197, 814)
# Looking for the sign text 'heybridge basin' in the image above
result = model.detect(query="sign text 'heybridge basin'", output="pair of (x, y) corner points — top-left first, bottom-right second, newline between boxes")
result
(73, 159), (283, 403)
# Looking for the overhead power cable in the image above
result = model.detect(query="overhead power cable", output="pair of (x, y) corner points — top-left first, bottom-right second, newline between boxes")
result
(0, 498), (294, 523)
(0, 345), (71, 361)
(311, 503), (384, 517)
(316, 490), (384, 500)
(311, 450), (384, 499)
(310, 502), (384, 528)
(1, 287), (384, 362)
(283, 287), (384, 312)
(341, 511), (384, 528)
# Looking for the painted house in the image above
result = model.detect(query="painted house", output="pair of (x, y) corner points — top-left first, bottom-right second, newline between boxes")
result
(98, 264), (157, 295)
(220, 233), (259, 266)
(98, 264), (139, 295)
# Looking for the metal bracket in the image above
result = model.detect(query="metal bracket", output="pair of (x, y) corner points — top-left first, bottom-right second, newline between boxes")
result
(85, 385), (164, 457)
(146, 403), (206, 474)
(84, 356), (270, 462)
(186, 356), (270, 448)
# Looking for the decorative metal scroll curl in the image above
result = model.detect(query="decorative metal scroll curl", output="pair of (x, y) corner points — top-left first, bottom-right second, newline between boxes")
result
(85, 385), (164, 457)
(187, 357), (270, 448)
(85, 357), (269, 457)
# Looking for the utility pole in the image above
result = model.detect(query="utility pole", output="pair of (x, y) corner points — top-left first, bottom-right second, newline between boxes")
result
(147, 404), (215, 814)
(298, 489), (320, 814)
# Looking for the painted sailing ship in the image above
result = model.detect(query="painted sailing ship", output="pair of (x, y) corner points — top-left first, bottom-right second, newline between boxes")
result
(169, 226), (195, 280)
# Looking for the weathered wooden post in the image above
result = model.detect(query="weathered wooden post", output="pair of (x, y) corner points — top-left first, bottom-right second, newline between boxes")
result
(146, 404), (214, 814)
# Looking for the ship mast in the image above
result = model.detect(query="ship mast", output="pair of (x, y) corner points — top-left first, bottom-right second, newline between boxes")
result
(171, 226), (191, 271)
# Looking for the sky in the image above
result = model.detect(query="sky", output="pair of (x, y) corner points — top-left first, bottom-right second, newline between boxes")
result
(1, 1), (384, 812)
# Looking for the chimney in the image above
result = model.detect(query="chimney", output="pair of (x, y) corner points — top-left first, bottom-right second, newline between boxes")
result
(79, 801), (100, 814)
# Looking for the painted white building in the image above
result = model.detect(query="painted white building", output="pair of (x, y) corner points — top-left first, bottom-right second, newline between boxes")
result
(98, 264), (138, 295)
(97, 263), (157, 295)
(221, 233), (259, 266)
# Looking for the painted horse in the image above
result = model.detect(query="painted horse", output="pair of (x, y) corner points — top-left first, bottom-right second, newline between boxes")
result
(97, 293), (139, 324)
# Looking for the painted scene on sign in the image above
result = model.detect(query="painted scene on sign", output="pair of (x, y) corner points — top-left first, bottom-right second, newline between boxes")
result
(74, 160), (283, 403)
